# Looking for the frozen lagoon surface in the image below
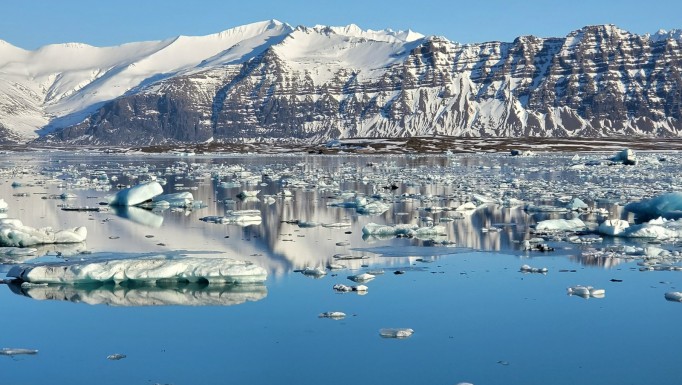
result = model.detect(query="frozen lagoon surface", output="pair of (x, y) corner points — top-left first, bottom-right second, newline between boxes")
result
(1, 150), (682, 384)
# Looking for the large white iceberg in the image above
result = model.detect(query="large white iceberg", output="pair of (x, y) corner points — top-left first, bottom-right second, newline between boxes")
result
(535, 218), (586, 231)
(109, 182), (164, 206)
(8, 282), (267, 307)
(598, 217), (682, 240)
(8, 255), (267, 284)
(625, 192), (682, 220)
(0, 219), (87, 247)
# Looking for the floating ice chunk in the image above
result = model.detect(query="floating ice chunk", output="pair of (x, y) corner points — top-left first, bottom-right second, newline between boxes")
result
(348, 273), (375, 282)
(379, 328), (414, 338)
(362, 223), (417, 236)
(318, 311), (346, 319)
(297, 221), (320, 228)
(0, 199), (7, 211)
(327, 263), (345, 270)
(356, 200), (391, 215)
(109, 182), (163, 206)
(8, 282), (267, 307)
(455, 202), (477, 211)
(301, 267), (327, 277)
(200, 210), (262, 225)
(611, 148), (637, 165)
(625, 192), (682, 220)
(237, 190), (260, 198)
(333, 284), (367, 293)
(0, 348), (38, 356)
(524, 204), (568, 213)
(107, 354), (126, 361)
(597, 219), (630, 236)
(567, 285), (605, 298)
(152, 192), (194, 208)
(566, 198), (589, 211)
(664, 292), (682, 302)
(0, 219), (87, 247)
(8, 255), (267, 285)
(519, 264), (548, 274)
(535, 218), (586, 231)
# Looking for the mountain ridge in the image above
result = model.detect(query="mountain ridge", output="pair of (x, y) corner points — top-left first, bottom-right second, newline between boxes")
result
(1, 21), (682, 144)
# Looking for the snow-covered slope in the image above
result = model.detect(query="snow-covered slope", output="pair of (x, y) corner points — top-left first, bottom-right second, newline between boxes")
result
(2, 21), (682, 144)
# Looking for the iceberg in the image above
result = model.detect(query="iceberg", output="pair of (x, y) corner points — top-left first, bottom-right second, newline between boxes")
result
(362, 223), (417, 236)
(7, 255), (267, 285)
(0, 219), (87, 247)
(109, 182), (163, 206)
(0, 348), (38, 356)
(379, 328), (414, 338)
(624, 192), (682, 220)
(535, 218), (586, 231)
(200, 210), (262, 225)
(318, 311), (346, 319)
(664, 292), (682, 302)
(598, 217), (682, 240)
(151, 192), (195, 208)
(7, 282), (267, 307)
(567, 285), (605, 298)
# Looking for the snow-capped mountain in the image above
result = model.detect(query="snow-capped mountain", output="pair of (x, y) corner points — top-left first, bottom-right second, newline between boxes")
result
(2, 20), (682, 145)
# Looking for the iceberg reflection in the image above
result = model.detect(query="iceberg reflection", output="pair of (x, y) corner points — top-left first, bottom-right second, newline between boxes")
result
(7, 282), (267, 307)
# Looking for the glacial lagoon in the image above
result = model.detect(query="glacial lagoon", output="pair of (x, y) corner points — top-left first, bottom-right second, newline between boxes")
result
(1, 149), (682, 385)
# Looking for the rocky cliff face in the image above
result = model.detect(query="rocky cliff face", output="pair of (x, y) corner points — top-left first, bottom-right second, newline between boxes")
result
(11, 23), (682, 144)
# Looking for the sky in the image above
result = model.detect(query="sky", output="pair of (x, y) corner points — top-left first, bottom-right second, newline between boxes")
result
(2, 0), (682, 50)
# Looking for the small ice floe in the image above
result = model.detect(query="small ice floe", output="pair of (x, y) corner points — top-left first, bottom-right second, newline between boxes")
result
(535, 218), (586, 232)
(301, 267), (327, 277)
(0, 219), (87, 247)
(523, 239), (554, 252)
(510, 149), (535, 157)
(455, 202), (477, 211)
(347, 273), (375, 282)
(0, 348), (38, 356)
(567, 285), (605, 298)
(8, 255), (267, 285)
(566, 197), (589, 211)
(322, 222), (352, 228)
(519, 264), (548, 274)
(107, 353), (126, 361)
(327, 263), (346, 270)
(318, 311), (346, 319)
(332, 254), (368, 260)
(200, 210), (261, 225)
(237, 190), (260, 198)
(0, 198), (8, 211)
(333, 284), (368, 293)
(336, 241), (350, 246)
(664, 292), (682, 302)
(379, 328), (414, 338)
(109, 181), (163, 206)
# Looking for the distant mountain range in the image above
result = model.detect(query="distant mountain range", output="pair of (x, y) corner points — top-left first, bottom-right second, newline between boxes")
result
(1, 20), (682, 145)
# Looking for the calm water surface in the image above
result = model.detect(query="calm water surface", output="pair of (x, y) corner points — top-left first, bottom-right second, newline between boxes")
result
(0, 151), (680, 385)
